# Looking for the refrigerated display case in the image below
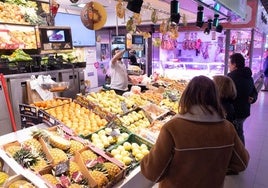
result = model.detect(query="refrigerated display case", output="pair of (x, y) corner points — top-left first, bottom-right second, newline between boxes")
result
(151, 31), (226, 80)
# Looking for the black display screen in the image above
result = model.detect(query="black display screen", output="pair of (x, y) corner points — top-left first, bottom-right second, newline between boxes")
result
(132, 35), (144, 44)
(39, 27), (73, 52)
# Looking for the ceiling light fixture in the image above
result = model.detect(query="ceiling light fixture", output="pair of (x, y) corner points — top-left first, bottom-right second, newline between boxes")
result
(204, 19), (212, 35)
(196, 5), (204, 28)
(127, 0), (143, 14)
(216, 24), (223, 33)
(170, 0), (181, 24)
(213, 14), (219, 27)
(204, 28), (210, 35)
(70, 0), (79, 3)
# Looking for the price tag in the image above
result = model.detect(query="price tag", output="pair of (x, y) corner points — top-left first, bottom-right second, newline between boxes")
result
(121, 102), (128, 114)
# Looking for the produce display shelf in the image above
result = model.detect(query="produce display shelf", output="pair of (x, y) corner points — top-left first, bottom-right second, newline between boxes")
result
(0, 124), (156, 188)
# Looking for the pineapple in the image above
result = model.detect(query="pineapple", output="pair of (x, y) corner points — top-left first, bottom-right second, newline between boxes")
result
(80, 150), (97, 163)
(49, 134), (70, 150)
(103, 162), (121, 179)
(89, 170), (109, 187)
(49, 148), (68, 165)
(42, 174), (59, 185)
(69, 140), (84, 155)
(5, 145), (21, 156)
(69, 161), (80, 176)
(0, 172), (9, 185)
(23, 138), (42, 152)
(32, 128), (70, 150)
(31, 157), (48, 171)
(13, 147), (39, 168)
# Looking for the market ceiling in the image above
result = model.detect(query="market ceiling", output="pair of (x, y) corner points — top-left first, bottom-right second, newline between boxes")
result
(56, 0), (240, 26)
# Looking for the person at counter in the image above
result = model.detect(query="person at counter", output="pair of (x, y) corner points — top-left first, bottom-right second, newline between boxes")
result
(109, 47), (137, 95)
(129, 50), (139, 66)
(140, 75), (249, 188)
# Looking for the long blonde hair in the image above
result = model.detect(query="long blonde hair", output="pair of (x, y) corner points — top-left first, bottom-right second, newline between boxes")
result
(213, 75), (237, 100)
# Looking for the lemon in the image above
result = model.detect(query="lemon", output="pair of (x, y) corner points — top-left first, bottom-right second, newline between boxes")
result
(0, 172), (9, 185)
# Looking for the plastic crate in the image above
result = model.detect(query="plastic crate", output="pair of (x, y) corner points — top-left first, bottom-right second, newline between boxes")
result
(20, 114), (40, 128)
(85, 126), (132, 152)
(38, 110), (60, 127)
(107, 134), (153, 174)
(19, 104), (38, 117)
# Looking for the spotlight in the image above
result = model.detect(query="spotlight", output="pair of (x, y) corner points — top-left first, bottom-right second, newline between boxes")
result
(204, 19), (212, 35)
(204, 28), (210, 35)
(70, 0), (79, 3)
(127, 0), (143, 14)
(216, 24), (223, 33)
(170, 0), (179, 14)
(171, 13), (181, 24)
(196, 5), (204, 28)
(207, 19), (212, 29)
(170, 0), (180, 24)
(213, 14), (219, 27)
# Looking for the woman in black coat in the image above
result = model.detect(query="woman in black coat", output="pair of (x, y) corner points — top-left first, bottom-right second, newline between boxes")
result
(227, 53), (258, 145)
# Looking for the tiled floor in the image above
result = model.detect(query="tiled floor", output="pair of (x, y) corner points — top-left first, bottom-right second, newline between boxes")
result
(224, 90), (268, 188)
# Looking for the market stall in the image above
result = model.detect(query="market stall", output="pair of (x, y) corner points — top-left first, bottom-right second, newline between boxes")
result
(0, 78), (187, 187)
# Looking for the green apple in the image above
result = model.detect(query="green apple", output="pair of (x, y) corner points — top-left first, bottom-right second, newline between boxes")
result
(135, 153), (144, 161)
(120, 150), (130, 157)
(111, 149), (120, 156)
(123, 142), (132, 151)
(122, 156), (132, 165)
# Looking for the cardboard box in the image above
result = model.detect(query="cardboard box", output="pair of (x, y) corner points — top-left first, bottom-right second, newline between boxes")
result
(78, 145), (126, 188)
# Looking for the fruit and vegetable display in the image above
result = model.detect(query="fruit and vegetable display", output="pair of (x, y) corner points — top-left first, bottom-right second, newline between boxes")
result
(3, 175), (36, 188)
(44, 101), (108, 136)
(118, 109), (151, 133)
(0, 78), (189, 187)
(1, 49), (33, 62)
(0, 0), (44, 25)
(0, 29), (37, 50)
(78, 147), (125, 188)
(0, 158), (10, 186)
(85, 90), (135, 115)
(109, 134), (152, 172)
(30, 97), (71, 109)
(87, 127), (130, 150)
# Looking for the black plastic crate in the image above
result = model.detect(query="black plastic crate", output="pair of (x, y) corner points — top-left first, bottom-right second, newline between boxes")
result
(19, 104), (38, 117)
(20, 114), (40, 128)
(38, 109), (60, 127)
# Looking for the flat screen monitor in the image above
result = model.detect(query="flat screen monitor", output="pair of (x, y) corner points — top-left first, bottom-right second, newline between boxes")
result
(132, 35), (144, 44)
(39, 26), (73, 53)
(55, 13), (96, 47)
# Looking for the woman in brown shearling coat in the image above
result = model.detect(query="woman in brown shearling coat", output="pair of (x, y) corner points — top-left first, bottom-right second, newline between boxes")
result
(140, 75), (249, 188)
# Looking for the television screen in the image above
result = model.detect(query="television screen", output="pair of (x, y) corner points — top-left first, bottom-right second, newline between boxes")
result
(39, 26), (73, 53)
(132, 35), (144, 44)
(55, 13), (96, 47)
(47, 30), (65, 42)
